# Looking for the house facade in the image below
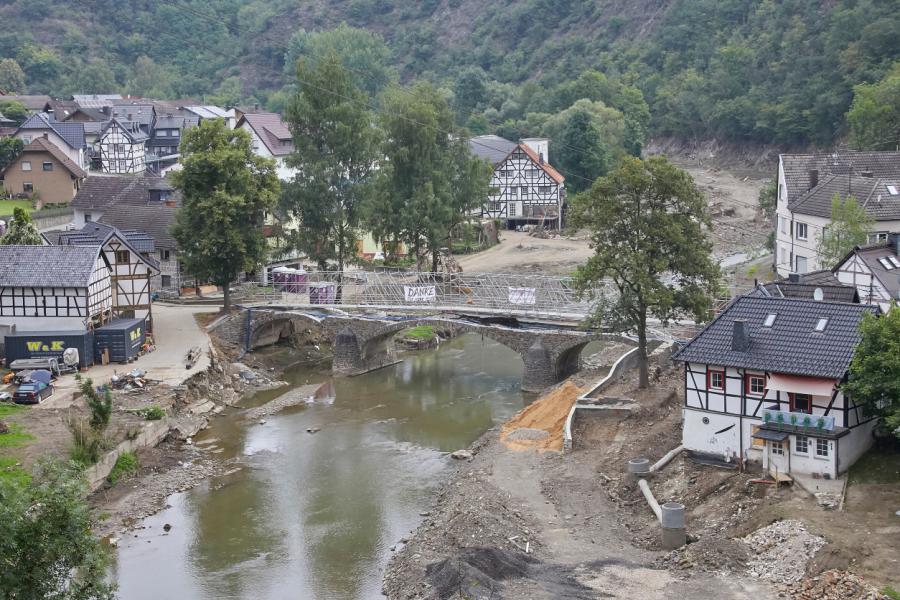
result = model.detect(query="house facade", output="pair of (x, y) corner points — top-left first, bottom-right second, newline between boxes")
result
(236, 112), (295, 181)
(0, 245), (113, 333)
(98, 119), (147, 174)
(674, 295), (879, 479)
(469, 136), (566, 229)
(0, 138), (86, 206)
(15, 113), (88, 169)
(774, 152), (900, 276)
(834, 234), (900, 312)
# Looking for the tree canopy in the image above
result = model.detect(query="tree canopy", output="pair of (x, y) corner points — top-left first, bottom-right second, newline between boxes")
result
(1, 207), (42, 245)
(843, 309), (900, 438)
(573, 156), (720, 387)
(0, 136), (24, 173)
(171, 119), (280, 311)
(817, 195), (874, 268)
(847, 62), (900, 151)
(0, 460), (114, 600)
(281, 53), (381, 274)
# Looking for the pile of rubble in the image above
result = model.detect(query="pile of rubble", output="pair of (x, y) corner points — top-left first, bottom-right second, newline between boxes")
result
(742, 520), (826, 583)
(785, 570), (891, 599)
(110, 369), (155, 391)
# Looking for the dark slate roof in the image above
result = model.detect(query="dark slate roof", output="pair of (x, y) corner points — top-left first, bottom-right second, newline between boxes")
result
(45, 100), (78, 120)
(792, 269), (843, 286)
(110, 104), (155, 127)
(17, 113), (86, 149)
(469, 135), (517, 164)
(100, 119), (149, 143)
(72, 94), (122, 108)
(790, 173), (900, 220)
(753, 282), (859, 303)
(842, 239), (900, 302)
(781, 151), (900, 204)
(67, 107), (107, 122)
(0, 245), (100, 287)
(153, 115), (187, 130)
(55, 222), (156, 254)
(237, 112), (293, 156)
(0, 95), (52, 111)
(72, 174), (178, 209)
(98, 203), (178, 249)
(672, 295), (878, 378)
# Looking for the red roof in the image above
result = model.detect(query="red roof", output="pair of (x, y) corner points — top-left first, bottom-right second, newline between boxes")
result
(237, 112), (294, 157)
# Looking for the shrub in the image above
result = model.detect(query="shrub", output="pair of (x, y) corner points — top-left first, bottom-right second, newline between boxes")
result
(142, 405), (165, 421)
(79, 378), (112, 431)
(106, 451), (139, 485)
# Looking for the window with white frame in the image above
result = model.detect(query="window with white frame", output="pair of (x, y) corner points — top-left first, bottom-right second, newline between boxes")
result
(816, 438), (829, 457)
(746, 374), (766, 396)
(771, 441), (784, 455)
(795, 255), (808, 273)
(708, 368), (725, 391)
(794, 435), (809, 454)
(795, 222), (808, 240)
(21, 161), (31, 171)
(868, 232), (889, 244)
(780, 216), (787, 234)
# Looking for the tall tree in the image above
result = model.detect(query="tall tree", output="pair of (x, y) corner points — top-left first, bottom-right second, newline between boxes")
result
(0, 58), (26, 93)
(573, 156), (720, 388)
(0, 136), (24, 172)
(817, 195), (873, 268)
(125, 55), (175, 99)
(171, 119), (279, 312)
(1, 208), (42, 245)
(452, 67), (488, 121)
(281, 53), (381, 278)
(0, 460), (115, 599)
(0, 100), (28, 125)
(847, 62), (900, 151)
(843, 309), (900, 438)
(369, 83), (492, 271)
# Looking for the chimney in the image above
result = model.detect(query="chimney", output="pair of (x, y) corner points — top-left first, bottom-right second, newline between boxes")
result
(808, 169), (819, 190)
(861, 170), (873, 178)
(788, 273), (800, 283)
(732, 320), (750, 352)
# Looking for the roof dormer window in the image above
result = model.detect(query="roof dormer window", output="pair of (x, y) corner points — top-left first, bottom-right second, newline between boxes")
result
(814, 318), (828, 332)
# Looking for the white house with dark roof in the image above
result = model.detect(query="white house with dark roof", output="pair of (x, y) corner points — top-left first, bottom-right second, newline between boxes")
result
(834, 233), (900, 312)
(0, 245), (113, 333)
(15, 113), (89, 169)
(469, 135), (566, 229)
(236, 112), (295, 181)
(774, 151), (900, 276)
(673, 294), (879, 480)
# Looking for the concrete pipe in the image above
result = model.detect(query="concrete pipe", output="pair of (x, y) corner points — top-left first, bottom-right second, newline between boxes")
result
(627, 458), (651, 476)
(660, 502), (686, 550)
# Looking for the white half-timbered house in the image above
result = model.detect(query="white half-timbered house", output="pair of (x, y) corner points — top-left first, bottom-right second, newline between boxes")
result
(0, 245), (113, 333)
(99, 119), (147, 174)
(834, 234), (900, 312)
(673, 295), (879, 480)
(52, 223), (159, 326)
(469, 136), (566, 229)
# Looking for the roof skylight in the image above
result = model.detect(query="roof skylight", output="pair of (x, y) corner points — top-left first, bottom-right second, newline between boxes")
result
(763, 314), (776, 327)
(814, 318), (829, 332)
(887, 184), (898, 196)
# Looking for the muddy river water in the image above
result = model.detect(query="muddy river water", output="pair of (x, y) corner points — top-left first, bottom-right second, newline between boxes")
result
(112, 335), (533, 599)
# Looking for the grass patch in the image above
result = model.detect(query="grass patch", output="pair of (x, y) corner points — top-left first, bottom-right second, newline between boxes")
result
(0, 456), (30, 486)
(0, 403), (25, 419)
(884, 586), (900, 600)
(141, 405), (165, 420)
(0, 423), (33, 448)
(0, 199), (33, 215)
(107, 451), (139, 485)
(848, 446), (900, 485)
(402, 325), (435, 340)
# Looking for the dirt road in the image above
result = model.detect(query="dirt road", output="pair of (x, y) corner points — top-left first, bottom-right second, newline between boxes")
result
(458, 230), (594, 275)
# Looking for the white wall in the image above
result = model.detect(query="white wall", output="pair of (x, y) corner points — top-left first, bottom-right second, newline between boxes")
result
(835, 253), (894, 311)
(838, 420), (876, 474)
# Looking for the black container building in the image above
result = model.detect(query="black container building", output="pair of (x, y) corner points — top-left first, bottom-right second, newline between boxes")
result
(94, 317), (146, 363)
(4, 330), (95, 368)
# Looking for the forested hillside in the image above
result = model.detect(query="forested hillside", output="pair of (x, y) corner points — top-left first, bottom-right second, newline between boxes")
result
(1, 0), (898, 149)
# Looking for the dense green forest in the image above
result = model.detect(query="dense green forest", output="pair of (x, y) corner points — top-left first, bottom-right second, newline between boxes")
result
(1, 0), (898, 150)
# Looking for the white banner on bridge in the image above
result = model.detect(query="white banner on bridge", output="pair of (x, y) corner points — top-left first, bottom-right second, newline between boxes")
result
(404, 285), (436, 303)
(508, 287), (536, 305)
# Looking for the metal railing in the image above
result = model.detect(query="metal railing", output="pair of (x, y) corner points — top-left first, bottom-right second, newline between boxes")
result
(260, 270), (615, 320)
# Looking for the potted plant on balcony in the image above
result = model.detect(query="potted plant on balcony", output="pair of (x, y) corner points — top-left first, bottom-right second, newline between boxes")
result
(816, 417), (826, 430)
(802, 416), (812, 428)
(776, 412), (785, 425)
(789, 413), (798, 427)
(764, 411), (772, 423)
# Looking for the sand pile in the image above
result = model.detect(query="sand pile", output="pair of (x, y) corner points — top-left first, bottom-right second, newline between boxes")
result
(500, 380), (582, 452)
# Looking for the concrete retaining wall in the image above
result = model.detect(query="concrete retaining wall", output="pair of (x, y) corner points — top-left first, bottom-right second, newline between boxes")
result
(84, 418), (171, 491)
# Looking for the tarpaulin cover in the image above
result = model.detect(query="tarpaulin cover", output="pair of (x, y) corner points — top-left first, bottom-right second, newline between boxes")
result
(767, 373), (837, 397)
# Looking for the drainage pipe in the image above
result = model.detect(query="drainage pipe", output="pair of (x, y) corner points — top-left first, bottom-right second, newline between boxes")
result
(649, 444), (684, 473)
(638, 478), (662, 521)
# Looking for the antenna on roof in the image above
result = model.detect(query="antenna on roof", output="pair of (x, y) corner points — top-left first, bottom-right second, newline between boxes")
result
(813, 288), (824, 301)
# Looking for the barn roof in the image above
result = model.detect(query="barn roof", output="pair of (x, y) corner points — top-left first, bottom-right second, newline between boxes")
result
(0, 245), (100, 288)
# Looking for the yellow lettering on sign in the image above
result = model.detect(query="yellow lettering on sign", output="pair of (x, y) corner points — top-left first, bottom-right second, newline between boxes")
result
(25, 340), (65, 352)
(25, 341), (41, 352)
(129, 328), (142, 342)
(50, 341), (65, 351)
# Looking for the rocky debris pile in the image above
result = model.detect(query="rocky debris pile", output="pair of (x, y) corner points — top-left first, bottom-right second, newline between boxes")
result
(658, 536), (750, 574)
(110, 369), (155, 391)
(784, 570), (890, 599)
(505, 428), (550, 442)
(742, 520), (826, 583)
(244, 382), (330, 421)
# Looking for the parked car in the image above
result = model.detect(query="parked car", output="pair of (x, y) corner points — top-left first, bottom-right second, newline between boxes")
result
(13, 381), (53, 404)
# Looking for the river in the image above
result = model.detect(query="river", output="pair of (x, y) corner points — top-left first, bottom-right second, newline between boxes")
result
(112, 334), (532, 599)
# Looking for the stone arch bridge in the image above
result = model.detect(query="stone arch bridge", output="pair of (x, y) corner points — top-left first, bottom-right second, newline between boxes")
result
(213, 308), (620, 392)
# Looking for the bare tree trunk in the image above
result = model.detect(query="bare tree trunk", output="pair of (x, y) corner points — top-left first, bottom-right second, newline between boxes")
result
(223, 280), (231, 313)
(432, 249), (439, 273)
(638, 309), (649, 389)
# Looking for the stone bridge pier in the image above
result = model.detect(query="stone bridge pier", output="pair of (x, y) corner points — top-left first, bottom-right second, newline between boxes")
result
(215, 309), (604, 393)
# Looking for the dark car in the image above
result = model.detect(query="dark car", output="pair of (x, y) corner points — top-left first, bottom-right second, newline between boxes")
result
(13, 381), (53, 404)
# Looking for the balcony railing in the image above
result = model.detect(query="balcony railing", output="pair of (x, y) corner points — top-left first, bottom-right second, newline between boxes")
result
(762, 406), (834, 432)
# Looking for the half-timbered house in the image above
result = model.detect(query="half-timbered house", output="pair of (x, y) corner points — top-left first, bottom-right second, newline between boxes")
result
(98, 119), (147, 174)
(833, 233), (900, 312)
(51, 223), (159, 326)
(0, 245), (112, 333)
(469, 135), (566, 229)
(673, 295), (878, 479)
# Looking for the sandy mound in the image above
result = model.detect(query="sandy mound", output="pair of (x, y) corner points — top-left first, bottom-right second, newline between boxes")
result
(500, 381), (582, 452)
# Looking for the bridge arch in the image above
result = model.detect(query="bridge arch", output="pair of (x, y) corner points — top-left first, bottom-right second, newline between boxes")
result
(248, 312), (327, 349)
